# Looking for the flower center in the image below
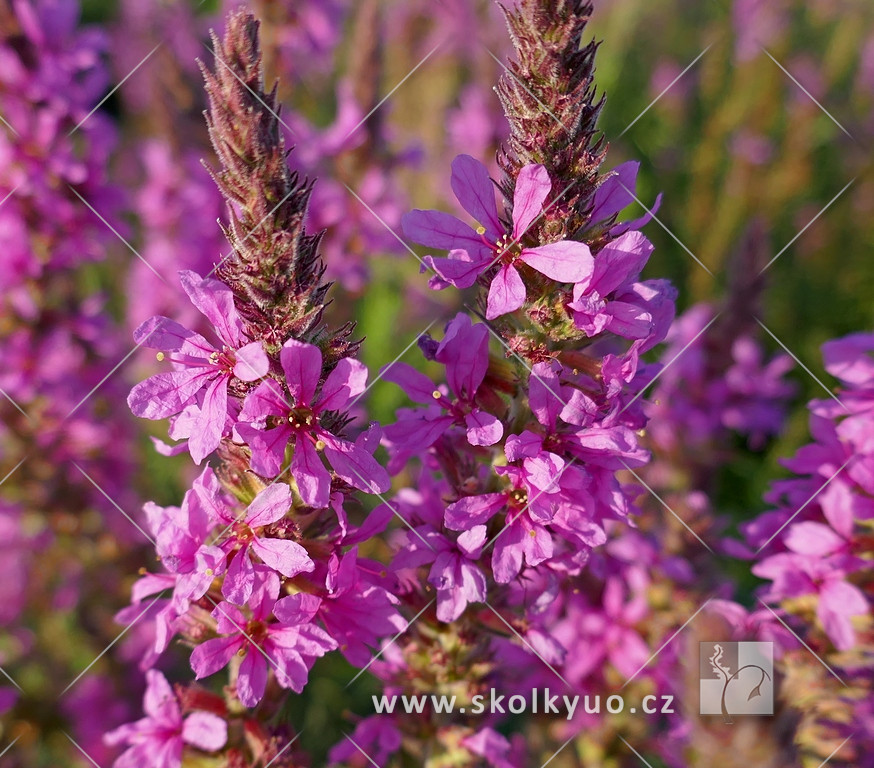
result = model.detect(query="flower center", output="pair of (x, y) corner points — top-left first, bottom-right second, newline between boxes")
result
(477, 228), (521, 264)
(287, 406), (315, 430)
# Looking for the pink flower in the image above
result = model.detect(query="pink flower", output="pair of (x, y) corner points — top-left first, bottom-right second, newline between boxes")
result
(383, 313), (503, 464)
(237, 339), (389, 507)
(195, 472), (314, 605)
(190, 571), (335, 706)
(128, 270), (269, 463)
(402, 154), (593, 318)
(104, 670), (227, 768)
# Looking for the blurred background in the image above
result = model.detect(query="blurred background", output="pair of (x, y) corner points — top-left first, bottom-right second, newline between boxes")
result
(1, 0), (872, 765)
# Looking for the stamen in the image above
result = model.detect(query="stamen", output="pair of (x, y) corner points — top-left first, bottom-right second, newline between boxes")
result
(156, 352), (165, 362)
(432, 390), (442, 400)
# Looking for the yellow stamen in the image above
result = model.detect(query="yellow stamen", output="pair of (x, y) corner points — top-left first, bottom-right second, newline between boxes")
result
(475, 225), (486, 235)
(315, 439), (326, 451)
(432, 390), (442, 399)
(156, 352), (165, 362)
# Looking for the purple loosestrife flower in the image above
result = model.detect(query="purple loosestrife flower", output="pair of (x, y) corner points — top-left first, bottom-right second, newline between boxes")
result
(190, 571), (335, 706)
(382, 313), (502, 461)
(237, 339), (389, 506)
(128, 270), (269, 463)
(316, 548), (406, 666)
(403, 154), (593, 318)
(199, 475), (314, 605)
(105, 670), (227, 768)
(142, 470), (226, 611)
(394, 524), (489, 621)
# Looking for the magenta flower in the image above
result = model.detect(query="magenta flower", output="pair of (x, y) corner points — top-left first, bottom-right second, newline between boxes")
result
(128, 270), (269, 463)
(142, 468), (226, 610)
(588, 160), (661, 235)
(402, 154), (594, 318)
(567, 230), (657, 339)
(190, 571), (335, 706)
(195, 474), (314, 605)
(104, 670), (227, 768)
(317, 549), (407, 666)
(393, 524), (489, 621)
(383, 313), (502, 462)
(236, 338), (390, 507)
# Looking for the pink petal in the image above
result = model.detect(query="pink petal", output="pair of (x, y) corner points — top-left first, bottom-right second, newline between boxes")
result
(223, 548), (255, 605)
(233, 342), (269, 382)
(179, 270), (244, 348)
(292, 438), (331, 508)
(423, 249), (489, 289)
(142, 670), (178, 722)
(512, 163), (552, 239)
(402, 209), (487, 253)
(465, 409), (503, 446)
(486, 265), (526, 320)
(445, 493), (505, 530)
(323, 438), (391, 495)
(188, 375), (228, 464)
(520, 240), (594, 283)
(128, 369), (210, 420)
(133, 315), (213, 357)
(236, 650), (268, 707)
(784, 522), (845, 556)
(236, 423), (290, 477)
(589, 161), (639, 222)
(318, 357), (368, 412)
(190, 636), (241, 679)
(274, 592), (322, 625)
(251, 537), (313, 578)
(436, 313), (488, 400)
(381, 362), (438, 404)
(450, 154), (502, 239)
(280, 339), (322, 407)
(182, 712), (227, 752)
(239, 379), (288, 422)
(246, 483), (293, 527)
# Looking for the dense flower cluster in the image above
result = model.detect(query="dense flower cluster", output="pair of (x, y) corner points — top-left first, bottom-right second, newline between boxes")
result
(741, 334), (874, 766)
(111, 13), (403, 765)
(0, 1), (138, 762)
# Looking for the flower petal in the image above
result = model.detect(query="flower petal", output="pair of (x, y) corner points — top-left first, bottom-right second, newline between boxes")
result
(133, 315), (213, 357)
(292, 438), (331, 508)
(190, 635), (240, 679)
(128, 369), (210, 420)
(589, 161), (639, 223)
(280, 339), (322, 407)
(179, 270), (244, 348)
(486, 265), (526, 320)
(512, 163), (552, 239)
(402, 209), (486, 253)
(223, 548), (255, 605)
(519, 240), (594, 283)
(380, 362), (438, 404)
(182, 712), (228, 752)
(465, 409), (503, 446)
(188, 375), (228, 464)
(234, 342), (269, 382)
(450, 154), (502, 239)
(251, 537), (314, 578)
(323, 438), (391, 495)
(423, 249), (489, 289)
(318, 357), (367, 412)
(445, 493), (506, 530)
(436, 313), (488, 400)
(236, 650), (268, 707)
(246, 483), (293, 527)
(236, 423), (290, 477)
